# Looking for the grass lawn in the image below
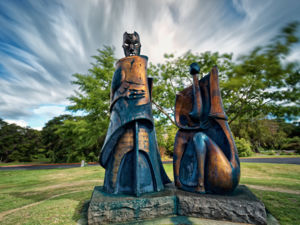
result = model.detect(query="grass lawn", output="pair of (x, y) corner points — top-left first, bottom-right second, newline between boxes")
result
(0, 162), (49, 166)
(240, 153), (300, 159)
(0, 163), (299, 225)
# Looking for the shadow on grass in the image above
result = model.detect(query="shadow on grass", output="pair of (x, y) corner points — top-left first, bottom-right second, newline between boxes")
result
(73, 199), (89, 225)
(170, 216), (193, 224)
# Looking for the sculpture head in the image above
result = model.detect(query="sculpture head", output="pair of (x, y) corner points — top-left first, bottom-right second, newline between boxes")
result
(189, 62), (200, 75)
(122, 31), (141, 57)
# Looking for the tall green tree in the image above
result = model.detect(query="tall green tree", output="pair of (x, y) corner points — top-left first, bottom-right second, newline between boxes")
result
(68, 46), (115, 141)
(148, 22), (300, 154)
(149, 22), (300, 125)
(49, 46), (116, 162)
(42, 114), (73, 162)
(224, 22), (300, 124)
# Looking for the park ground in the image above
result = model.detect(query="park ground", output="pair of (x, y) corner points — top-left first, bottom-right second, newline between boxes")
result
(0, 162), (299, 225)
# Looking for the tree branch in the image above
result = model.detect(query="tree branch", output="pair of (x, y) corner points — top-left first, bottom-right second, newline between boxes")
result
(152, 100), (176, 125)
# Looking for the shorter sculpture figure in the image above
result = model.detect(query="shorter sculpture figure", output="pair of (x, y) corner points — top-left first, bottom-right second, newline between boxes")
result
(173, 63), (240, 194)
(99, 32), (170, 197)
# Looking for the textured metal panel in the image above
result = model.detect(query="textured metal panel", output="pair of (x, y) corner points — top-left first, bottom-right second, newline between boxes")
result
(100, 55), (170, 196)
(173, 65), (240, 194)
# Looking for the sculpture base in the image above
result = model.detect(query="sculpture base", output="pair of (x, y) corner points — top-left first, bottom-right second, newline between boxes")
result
(88, 186), (177, 225)
(88, 184), (267, 225)
(176, 185), (267, 225)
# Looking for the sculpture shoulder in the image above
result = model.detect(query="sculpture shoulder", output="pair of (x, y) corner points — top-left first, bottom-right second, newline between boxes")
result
(140, 55), (148, 61)
(111, 67), (123, 92)
(116, 55), (148, 64)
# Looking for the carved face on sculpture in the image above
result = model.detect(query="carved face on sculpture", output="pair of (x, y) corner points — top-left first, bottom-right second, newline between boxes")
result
(122, 32), (141, 57)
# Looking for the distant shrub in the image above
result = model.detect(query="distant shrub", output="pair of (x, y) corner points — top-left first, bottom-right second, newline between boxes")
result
(259, 149), (277, 155)
(266, 150), (276, 155)
(257, 146), (265, 153)
(235, 137), (253, 157)
(279, 151), (295, 155)
(282, 136), (300, 154)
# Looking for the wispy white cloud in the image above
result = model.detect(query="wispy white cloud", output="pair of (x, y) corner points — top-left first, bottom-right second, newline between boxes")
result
(0, 0), (299, 129)
(4, 119), (28, 128)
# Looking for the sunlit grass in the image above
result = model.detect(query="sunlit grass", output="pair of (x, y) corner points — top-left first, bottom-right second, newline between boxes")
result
(0, 163), (299, 224)
(240, 153), (300, 158)
(252, 190), (300, 225)
(240, 163), (300, 191)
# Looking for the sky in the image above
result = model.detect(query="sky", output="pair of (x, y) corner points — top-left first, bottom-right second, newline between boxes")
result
(0, 0), (300, 130)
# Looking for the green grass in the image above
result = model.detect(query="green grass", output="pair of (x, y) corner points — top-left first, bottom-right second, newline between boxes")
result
(252, 190), (300, 225)
(0, 167), (105, 214)
(0, 162), (47, 166)
(240, 163), (300, 225)
(240, 153), (300, 158)
(0, 163), (299, 224)
(240, 163), (300, 191)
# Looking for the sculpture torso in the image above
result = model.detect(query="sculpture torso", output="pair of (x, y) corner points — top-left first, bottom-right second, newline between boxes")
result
(100, 55), (170, 196)
(111, 55), (150, 109)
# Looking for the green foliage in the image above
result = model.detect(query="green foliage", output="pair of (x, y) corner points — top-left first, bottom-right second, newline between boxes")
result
(68, 46), (115, 120)
(0, 118), (44, 162)
(42, 114), (73, 163)
(148, 51), (233, 124)
(155, 122), (177, 157)
(55, 117), (100, 162)
(148, 22), (300, 154)
(234, 137), (253, 157)
(282, 136), (300, 153)
(231, 119), (290, 152)
(42, 114), (105, 163)
(224, 22), (300, 123)
(149, 22), (300, 127)
(42, 46), (116, 163)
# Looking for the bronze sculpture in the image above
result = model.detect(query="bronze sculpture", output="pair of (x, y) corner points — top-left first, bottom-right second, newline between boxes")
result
(99, 32), (170, 196)
(173, 63), (240, 194)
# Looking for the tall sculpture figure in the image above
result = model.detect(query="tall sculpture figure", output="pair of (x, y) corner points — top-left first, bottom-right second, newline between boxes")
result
(100, 32), (170, 196)
(173, 63), (240, 194)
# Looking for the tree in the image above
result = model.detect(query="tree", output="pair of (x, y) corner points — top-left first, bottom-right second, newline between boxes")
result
(0, 118), (44, 162)
(149, 22), (300, 126)
(54, 116), (100, 162)
(234, 137), (253, 157)
(62, 22), (299, 157)
(47, 46), (116, 162)
(231, 118), (288, 151)
(223, 22), (300, 124)
(42, 114), (73, 162)
(148, 22), (300, 153)
(148, 51), (233, 125)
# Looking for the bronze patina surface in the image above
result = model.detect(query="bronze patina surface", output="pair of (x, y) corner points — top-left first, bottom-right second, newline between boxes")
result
(99, 32), (170, 196)
(173, 63), (240, 194)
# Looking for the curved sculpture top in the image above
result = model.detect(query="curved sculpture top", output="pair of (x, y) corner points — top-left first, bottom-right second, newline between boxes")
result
(173, 65), (240, 194)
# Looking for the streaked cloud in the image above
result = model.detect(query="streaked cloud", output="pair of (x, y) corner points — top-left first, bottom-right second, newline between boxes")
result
(4, 119), (28, 128)
(0, 0), (299, 129)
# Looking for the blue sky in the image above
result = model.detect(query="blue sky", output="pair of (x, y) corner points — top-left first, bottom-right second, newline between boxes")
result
(0, 0), (300, 130)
